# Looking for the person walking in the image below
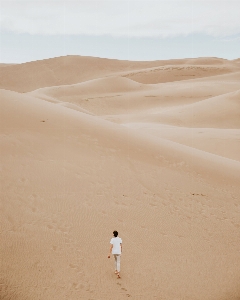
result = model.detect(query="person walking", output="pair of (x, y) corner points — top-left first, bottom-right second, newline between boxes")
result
(108, 230), (122, 278)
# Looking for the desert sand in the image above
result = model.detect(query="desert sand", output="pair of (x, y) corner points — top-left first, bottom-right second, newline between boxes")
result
(1, 55), (240, 300)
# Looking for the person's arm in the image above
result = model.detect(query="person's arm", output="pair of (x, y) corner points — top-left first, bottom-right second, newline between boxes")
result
(108, 244), (113, 258)
(120, 243), (122, 253)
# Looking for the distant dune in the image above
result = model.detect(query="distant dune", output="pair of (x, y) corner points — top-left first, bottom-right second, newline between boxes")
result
(1, 56), (240, 300)
(0, 55), (237, 92)
(0, 55), (163, 92)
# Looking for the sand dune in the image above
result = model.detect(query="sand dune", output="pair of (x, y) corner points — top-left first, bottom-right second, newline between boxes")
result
(1, 56), (240, 300)
(114, 89), (240, 128)
(28, 76), (152, 115)
(123, 63), (237, 84)
(123, 124), (240, 162)
(28, 70), (240, 118)
(30, 76), (146, 98)
(1, 55), (239, 93)
(0, 55), (167, 93)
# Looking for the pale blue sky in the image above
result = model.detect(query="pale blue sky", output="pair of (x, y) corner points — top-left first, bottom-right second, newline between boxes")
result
(0, 0), (239, 63)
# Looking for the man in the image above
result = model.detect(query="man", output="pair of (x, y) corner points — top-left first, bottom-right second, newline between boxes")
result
(108, 230), (122, 278)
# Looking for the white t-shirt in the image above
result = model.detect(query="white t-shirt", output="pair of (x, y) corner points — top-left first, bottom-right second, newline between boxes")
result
(110, 237), (122, 254)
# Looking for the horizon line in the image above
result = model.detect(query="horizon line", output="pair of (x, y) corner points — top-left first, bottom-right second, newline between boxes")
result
(2, 54), (239, 65)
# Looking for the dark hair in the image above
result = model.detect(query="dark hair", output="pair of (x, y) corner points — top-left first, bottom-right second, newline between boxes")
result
(113, 231), (118, 237)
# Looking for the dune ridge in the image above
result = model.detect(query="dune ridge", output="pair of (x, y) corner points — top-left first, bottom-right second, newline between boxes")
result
(1, 55), (240, 300)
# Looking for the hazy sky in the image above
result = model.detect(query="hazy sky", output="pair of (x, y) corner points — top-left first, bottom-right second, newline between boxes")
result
(0, 0), (240, 63)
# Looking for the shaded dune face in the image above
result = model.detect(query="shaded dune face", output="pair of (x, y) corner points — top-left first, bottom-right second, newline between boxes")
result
(1, 56), (240, 300)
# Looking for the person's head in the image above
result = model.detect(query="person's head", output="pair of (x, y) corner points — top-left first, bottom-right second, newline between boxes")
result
(113, 230), (118, 237)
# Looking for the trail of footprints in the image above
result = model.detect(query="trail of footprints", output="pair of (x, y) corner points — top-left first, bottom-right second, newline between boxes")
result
(116, 281), (132, 298)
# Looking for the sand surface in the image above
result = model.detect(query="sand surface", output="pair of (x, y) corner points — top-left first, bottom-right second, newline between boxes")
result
(1, 56), (240, 300)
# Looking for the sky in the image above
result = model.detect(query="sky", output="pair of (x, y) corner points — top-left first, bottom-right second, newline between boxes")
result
(0, 0), (240, 63)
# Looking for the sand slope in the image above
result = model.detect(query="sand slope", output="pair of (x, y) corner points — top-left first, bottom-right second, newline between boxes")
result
(1, 56), (240, 300)
(122, 124), (240, 162)
(115, 88), (240, 128)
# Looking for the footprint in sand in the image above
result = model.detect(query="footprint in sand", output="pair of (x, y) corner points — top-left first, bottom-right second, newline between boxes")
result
(69, 264), (78, 269)
(71, 282), (80, 290)
(121, 287), (132, 297)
